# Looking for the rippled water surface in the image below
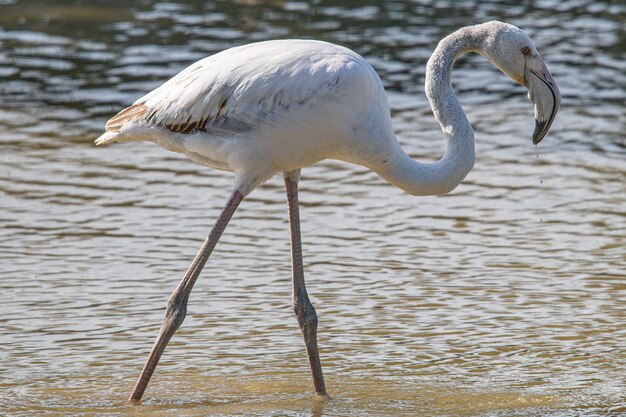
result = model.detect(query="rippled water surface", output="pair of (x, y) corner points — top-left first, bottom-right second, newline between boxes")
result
(1, 1), (625, 416)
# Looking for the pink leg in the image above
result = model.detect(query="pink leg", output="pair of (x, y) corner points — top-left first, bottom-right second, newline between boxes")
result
(129, 189), (244, 403)
(285, 174), (328, 397)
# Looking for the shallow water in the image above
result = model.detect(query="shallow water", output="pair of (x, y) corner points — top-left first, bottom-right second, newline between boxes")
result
(0, 0), (625, 416)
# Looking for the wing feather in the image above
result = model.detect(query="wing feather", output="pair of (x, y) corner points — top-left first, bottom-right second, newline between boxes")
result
(102, 40), (371, 138)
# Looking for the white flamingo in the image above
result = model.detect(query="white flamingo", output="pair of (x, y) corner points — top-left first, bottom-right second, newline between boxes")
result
(96, 21), (560, 402)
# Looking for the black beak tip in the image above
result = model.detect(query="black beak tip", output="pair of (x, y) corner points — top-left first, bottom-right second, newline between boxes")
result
(532, 119), (548, 145)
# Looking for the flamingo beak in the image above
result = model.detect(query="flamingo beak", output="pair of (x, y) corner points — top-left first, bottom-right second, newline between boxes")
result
(525, 62), (560, 144)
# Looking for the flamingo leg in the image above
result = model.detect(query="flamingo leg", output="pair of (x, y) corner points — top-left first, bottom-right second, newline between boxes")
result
(285, 174), (328, 397)
(129, 189), (244, 403)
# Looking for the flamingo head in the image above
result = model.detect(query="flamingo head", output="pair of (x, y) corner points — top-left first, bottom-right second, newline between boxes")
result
(480, 22), (561, 144)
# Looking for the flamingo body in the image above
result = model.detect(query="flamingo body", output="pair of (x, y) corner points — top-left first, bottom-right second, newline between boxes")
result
(97, 40), (394, 194)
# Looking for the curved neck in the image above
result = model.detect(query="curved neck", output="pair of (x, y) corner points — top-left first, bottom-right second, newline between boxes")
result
(378, 27), (485, 196)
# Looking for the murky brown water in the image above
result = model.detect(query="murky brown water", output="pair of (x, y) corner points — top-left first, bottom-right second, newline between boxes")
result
(1, 1), (625, 416)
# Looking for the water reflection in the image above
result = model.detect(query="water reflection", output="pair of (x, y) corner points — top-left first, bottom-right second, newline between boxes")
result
(0, 0), (624, 416)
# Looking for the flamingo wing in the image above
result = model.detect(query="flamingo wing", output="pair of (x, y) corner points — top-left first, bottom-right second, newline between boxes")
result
(98, 40), (371, 144)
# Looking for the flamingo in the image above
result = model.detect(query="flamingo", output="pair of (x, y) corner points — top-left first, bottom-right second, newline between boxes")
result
(96, 21), (560, 402)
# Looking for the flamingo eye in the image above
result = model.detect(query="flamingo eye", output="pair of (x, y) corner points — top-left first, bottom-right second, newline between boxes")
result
(521, 46), (531, 55)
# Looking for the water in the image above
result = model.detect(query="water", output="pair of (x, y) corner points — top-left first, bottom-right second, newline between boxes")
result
(1, 1), (624, 416)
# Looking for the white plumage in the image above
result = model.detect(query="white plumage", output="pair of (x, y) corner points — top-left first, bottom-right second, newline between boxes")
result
(97, 39), (392, 195)
(96, 21), (560, 403)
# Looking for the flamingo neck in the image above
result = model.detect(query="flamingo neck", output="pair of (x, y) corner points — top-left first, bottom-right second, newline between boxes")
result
(378, 27), (485, 196)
